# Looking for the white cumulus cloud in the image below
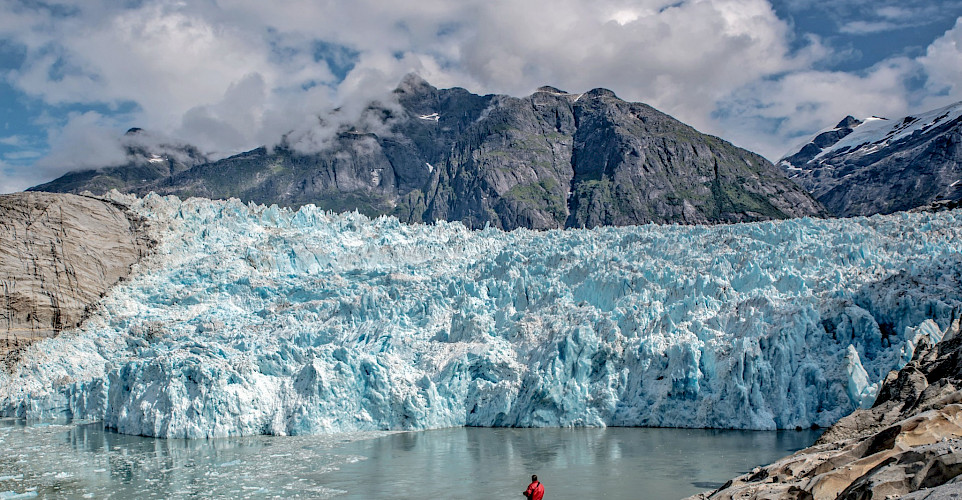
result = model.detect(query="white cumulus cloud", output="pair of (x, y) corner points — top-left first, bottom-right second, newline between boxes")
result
(920, 18), (962, 101)
(0, 0), (960, 192)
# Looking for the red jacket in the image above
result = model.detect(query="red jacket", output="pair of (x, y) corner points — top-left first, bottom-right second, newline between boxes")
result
(524, 481), (544, 500)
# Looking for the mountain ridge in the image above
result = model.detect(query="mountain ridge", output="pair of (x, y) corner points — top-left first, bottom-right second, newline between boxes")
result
(30, 75), (827, 229)
(779, 101), (962, 217)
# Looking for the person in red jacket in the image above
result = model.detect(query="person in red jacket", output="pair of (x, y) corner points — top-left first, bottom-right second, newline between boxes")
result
(523, 474), (545, 500)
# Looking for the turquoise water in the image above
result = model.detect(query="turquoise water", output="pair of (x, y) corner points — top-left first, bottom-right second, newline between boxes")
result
(0, 420), (820, 499)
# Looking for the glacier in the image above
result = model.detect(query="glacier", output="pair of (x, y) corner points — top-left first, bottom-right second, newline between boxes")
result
(1, 193), (961, 438)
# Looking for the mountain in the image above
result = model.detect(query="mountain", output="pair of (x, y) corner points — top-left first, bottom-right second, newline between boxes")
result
(779, 102), (962, 217)
(30, 75), (826, 229)
(35, 128), (209, 195)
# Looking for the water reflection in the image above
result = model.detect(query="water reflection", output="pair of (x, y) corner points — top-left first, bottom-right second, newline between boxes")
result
(0, 420), (820, 499)
(324, 427), (821, 499)
(0, 420), (379, 498)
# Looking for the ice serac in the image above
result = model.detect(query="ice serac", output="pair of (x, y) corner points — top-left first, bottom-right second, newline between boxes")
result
(688, 316), (962, 500)
(30, 75), (827, 229)
(1, 194), (959, 438)
(0, 192), (151, 364)
(780, 102), (962, 217)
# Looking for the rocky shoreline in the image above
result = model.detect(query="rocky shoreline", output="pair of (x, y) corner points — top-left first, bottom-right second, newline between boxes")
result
(690, 314), (962, 499)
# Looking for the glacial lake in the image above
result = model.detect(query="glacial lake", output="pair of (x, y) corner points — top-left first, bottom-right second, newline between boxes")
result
(0, 419), (821, 499)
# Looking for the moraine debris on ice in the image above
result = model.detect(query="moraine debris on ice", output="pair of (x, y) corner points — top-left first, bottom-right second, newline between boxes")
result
(1, 192), (960, 438)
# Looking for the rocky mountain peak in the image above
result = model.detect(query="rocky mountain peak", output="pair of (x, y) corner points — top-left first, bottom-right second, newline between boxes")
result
(779, 101), (962, 217)
(835, 115), (861, 129)
(782, 116), (863, 168)
(394, 73), (436, 96)
(536, 85), (568, 94)
(583, 88), (618, 99)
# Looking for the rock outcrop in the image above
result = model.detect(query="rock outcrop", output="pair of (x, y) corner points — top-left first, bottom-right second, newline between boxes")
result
(30, 75), (827, 230)
(780, 102), (962, 217)
(0, 192), (151, 366)
(690, 315), (962, 500)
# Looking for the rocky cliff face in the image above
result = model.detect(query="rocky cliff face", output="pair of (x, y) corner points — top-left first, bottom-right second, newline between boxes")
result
(31, 75), (826, 229)
(0, 192), (151, 366)
(691, 315), (962, 500)
(780, 102), (962, 217)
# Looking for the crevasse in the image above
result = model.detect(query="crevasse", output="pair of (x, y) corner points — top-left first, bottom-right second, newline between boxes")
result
(2, 193), (960, 438)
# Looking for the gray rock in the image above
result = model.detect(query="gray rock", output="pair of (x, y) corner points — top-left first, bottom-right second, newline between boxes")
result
(0, 192), (151, 367)
(901, 479), (962, 500)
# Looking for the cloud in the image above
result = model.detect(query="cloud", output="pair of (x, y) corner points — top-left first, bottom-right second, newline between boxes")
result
(33, 111), (128, 177)
(703, 14), (962, 160)
(837, 3), (962, 35)
(3, 150), (41, 160)
(177, 73), (270, 158)
(0, 158), (29, 194)
(457, 0), (810, 118)
(0, 1), (808, 156)
(0, 0), (960, 194)
(0, 135), (27, 147)
(2, 2), (335, 152)
(919, 18), (962, 100)
(713, 57), (921, 158)
(839, 21), (900, 35)
(778, 0), (962, 32)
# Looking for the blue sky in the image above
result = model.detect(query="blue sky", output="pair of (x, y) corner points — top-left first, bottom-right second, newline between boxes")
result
(1, 0), (961, 193)
(771, 0), (962, 70)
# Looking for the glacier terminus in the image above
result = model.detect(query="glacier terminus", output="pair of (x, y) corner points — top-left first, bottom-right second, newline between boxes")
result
(2, 193), (960, 438)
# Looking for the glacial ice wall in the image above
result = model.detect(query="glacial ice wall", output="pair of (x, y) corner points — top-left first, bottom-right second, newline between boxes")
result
(2, 193), (961, 438)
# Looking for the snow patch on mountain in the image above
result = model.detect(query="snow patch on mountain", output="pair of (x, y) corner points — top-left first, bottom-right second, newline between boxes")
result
(778, 101), (962, 217)
(2, 194), (960, 438)
(781, 121), (854, 164)
(783, 102), (962, 170)
(823, 104), (962, 159)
